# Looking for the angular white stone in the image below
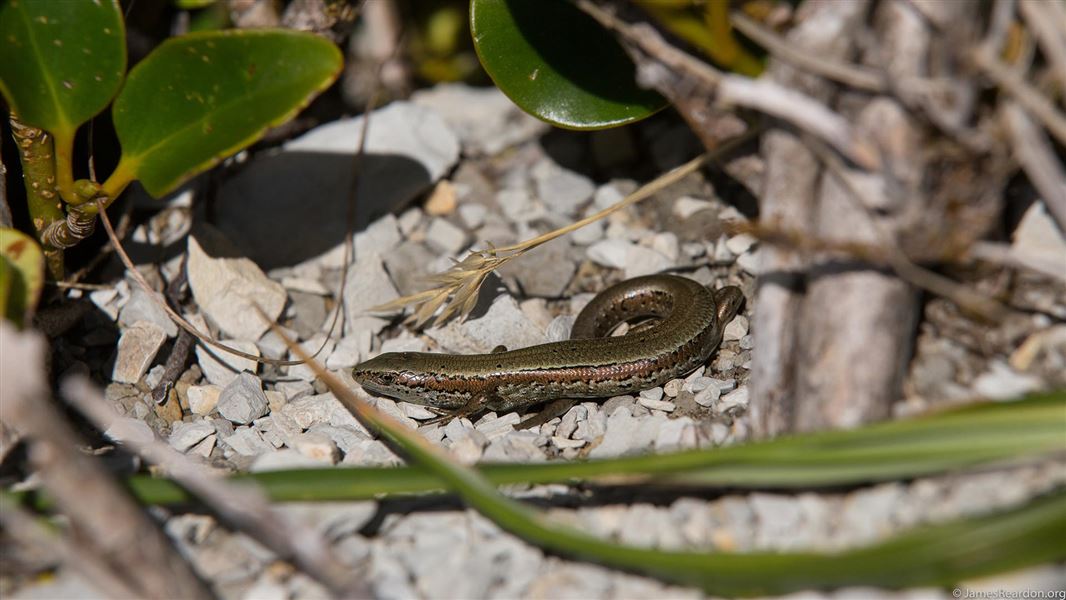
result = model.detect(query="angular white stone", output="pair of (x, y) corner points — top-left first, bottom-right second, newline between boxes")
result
(186, 230), (286, 341)
(112, 321), (167, 384)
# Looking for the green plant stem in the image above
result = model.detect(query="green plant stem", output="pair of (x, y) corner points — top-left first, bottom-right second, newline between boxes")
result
(100, 157), (137, 204)
(9, 115), (64, 278)
(51, 131), (77, 205)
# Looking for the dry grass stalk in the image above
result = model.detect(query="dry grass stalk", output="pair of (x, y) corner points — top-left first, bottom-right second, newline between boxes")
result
(372, 139), (749, 327)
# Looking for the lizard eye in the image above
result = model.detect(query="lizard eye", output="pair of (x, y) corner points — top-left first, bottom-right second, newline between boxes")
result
(377, 372), (394, 384)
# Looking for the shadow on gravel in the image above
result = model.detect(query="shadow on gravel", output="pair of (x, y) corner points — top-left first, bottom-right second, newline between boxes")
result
(206, 151), (432, 270)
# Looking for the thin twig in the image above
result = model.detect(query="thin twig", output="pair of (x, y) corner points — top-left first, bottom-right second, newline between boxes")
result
(1002, 102), (1066, 232)
(730, 12), (886, 93)
(981, 0), (1016, 61)
(94, 200), (305, 366)
(61, 376), (369, 599)
(1019, 0), (1066, 92)
(972, 45), (1066, 145)
(575, 0), (880, 170)
(968, 241), (1066, 283)
(806, 137), (1010, 321)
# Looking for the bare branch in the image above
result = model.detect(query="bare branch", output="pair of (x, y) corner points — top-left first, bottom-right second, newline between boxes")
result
(1002, 102), (1066, 232)
(61, 376), (369, 599)
(1019, 0), (1066, 92)
(972, 46), (1066, 145)
(968, 241), (1066, 283)
(730, 11), (886, 93)
(807, 136), (1010, 322)
(0, 497), (142, 599)
(575, 0), (881, 171)
(0, 324), (213, 600)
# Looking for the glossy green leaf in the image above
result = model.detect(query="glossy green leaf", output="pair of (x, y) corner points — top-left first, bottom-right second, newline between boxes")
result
(470, 0), (667, 129)
(0, 228), (45, 328)
(109, 29), (342, 198)
(0, 0), (125, 138)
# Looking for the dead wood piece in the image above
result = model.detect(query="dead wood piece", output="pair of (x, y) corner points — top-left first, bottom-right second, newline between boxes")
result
(1002, 102), (1066, 233)
(0, 323), (214, 600)
(61, 376), (370, 599)
(749, 0), (870, 437)
(792, 1), (940, 431)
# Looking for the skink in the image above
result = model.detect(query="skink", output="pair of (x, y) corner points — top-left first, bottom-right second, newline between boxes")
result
(352, 274), (744, 415)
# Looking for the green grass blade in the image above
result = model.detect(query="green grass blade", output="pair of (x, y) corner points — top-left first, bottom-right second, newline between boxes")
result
(16, 385), (1063, 594)
(103, 391), (1066, 504)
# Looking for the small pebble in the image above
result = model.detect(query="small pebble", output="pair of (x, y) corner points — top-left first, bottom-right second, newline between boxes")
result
(552, 436), (587, 449)
(725, 233), (757, 255)
(425, 217), (468, 255)
(663, 379), (683, 397)
(638, 397), (676, 412)
(723, 316), (749, 342)
(196, 339), (259, 387)
(694, 385), (721, 407)
(391, 402), (431, 421)
(458, 203), (488, 229)
(222, 427), (273, 456)
(639, 387), (665, 402)
(111, 321), (167, 384)
(720, 386), (749, 412)
(187, 384), (222, 415)
(424, 180), (458, 215)
(169, 421), (215, 452)
(291, 432), (340, 463)
(217, 372), (269, 425)
(673, 196), (714, 219)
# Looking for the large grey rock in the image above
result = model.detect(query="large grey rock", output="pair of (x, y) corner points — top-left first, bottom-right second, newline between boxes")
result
(381, 240), (436, 297)
(213, 101), (460, 269)
(111, 321), (167, 384)
(186, 228), (286, 341)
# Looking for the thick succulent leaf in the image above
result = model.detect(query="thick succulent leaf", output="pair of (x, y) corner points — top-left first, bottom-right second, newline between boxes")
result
(111, 29), (342, 197)
(0, 0), (125, 138)
(470, 0), (667, 129)
(0, 228), (45, 327)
